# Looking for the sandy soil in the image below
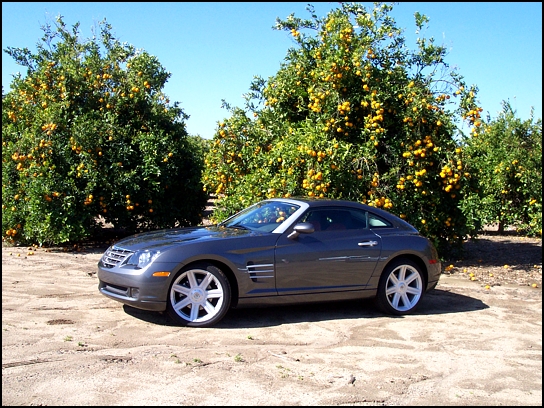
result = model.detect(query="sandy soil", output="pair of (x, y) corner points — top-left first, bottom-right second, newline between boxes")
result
(2, 233), (542, 406)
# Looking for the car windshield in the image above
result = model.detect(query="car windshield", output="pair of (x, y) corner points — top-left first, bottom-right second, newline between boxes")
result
(220, 201), (300, 232)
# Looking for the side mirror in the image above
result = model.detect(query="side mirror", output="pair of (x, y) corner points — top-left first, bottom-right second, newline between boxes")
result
(287, 222), (315, 239)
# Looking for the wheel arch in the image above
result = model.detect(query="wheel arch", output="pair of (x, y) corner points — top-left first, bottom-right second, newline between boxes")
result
(179, 259), (240, 308)
(374, 253), (428, 315)
(383, 254), (429, 287)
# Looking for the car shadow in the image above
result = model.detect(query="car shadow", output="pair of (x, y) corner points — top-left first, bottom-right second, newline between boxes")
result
(122, 305), (177, 326)
(122, 288), (488, 329)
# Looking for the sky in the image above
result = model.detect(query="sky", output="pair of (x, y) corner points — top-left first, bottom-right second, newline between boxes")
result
(2, 2), (542, 139)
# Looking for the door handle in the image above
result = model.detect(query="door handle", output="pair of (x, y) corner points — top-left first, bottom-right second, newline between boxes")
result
(358, 241), (378, 247)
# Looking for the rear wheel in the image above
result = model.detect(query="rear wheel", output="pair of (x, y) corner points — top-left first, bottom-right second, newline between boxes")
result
(375, 258), (424, 315)
(167, 263), (231, 327)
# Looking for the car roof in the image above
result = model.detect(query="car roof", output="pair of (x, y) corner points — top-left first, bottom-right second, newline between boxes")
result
(266, 197), (372, 210)
(264, 197), (418, 231)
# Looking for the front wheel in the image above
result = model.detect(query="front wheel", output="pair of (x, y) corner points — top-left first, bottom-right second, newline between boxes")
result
(375, 258), (425, 315)
(167, 263), (231, 327)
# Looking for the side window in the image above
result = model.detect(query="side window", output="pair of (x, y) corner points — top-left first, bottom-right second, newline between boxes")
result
(368, 213), (393, 228)
(301, 210), (326, 231)
(301, 208), (368, 231)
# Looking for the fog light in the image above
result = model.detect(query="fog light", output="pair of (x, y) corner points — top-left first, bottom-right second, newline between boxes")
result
(130, 288), (140, 298)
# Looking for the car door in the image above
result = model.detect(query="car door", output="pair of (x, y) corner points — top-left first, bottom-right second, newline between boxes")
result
(273, 207), (382, 297)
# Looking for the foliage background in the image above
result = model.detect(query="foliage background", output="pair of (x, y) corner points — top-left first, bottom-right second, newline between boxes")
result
(203, 3), (488, 255)
(2, 17), (207, 245)
(2, 3), (542, 257)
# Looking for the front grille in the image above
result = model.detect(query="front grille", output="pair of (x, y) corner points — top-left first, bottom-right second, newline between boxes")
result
(101, 246), (133, 268)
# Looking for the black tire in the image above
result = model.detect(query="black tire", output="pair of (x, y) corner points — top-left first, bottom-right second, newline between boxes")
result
(166, 263), (231, 327)
(375, 258), (425, 315)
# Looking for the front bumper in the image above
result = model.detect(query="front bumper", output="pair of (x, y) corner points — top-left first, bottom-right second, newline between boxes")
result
(97, 261), (180, 312)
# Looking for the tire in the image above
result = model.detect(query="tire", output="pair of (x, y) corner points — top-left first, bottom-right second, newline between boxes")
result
(167, 263), (231, 327)
(375, 258), (424, 315)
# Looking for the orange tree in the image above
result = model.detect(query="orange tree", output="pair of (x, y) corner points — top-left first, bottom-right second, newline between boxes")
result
(203, 3), (482, 256)
(461, 102), (542, 236)
(2, 17), (207, 246)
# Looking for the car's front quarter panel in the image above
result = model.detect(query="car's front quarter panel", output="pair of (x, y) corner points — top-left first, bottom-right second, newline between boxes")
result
(168, 233), (281, 299)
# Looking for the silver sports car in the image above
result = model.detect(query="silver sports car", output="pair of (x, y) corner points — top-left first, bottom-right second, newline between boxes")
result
(97, 198), (442, 327)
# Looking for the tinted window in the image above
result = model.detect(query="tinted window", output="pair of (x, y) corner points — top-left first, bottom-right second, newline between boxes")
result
(301, 207), (367, 231)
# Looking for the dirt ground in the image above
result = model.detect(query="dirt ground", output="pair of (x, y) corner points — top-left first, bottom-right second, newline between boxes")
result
(2, 231), (542, 406)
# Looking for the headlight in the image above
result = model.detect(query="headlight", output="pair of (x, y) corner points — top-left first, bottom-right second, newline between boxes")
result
(124, 250), (161, 269)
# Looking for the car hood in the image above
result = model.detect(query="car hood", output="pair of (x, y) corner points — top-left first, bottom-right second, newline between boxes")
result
(111, 225), (255, 252)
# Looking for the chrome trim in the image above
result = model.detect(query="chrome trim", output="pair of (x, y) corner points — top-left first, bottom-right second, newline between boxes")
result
(239, 263), (275, 279)
(319, 256), (349, 262)
(358, 241), (378, 247)
(319, 256), (380, 262)
(100, 246), (133, 268)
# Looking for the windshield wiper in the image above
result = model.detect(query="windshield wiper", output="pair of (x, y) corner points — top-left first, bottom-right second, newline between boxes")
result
(225, 223), (250, 230)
